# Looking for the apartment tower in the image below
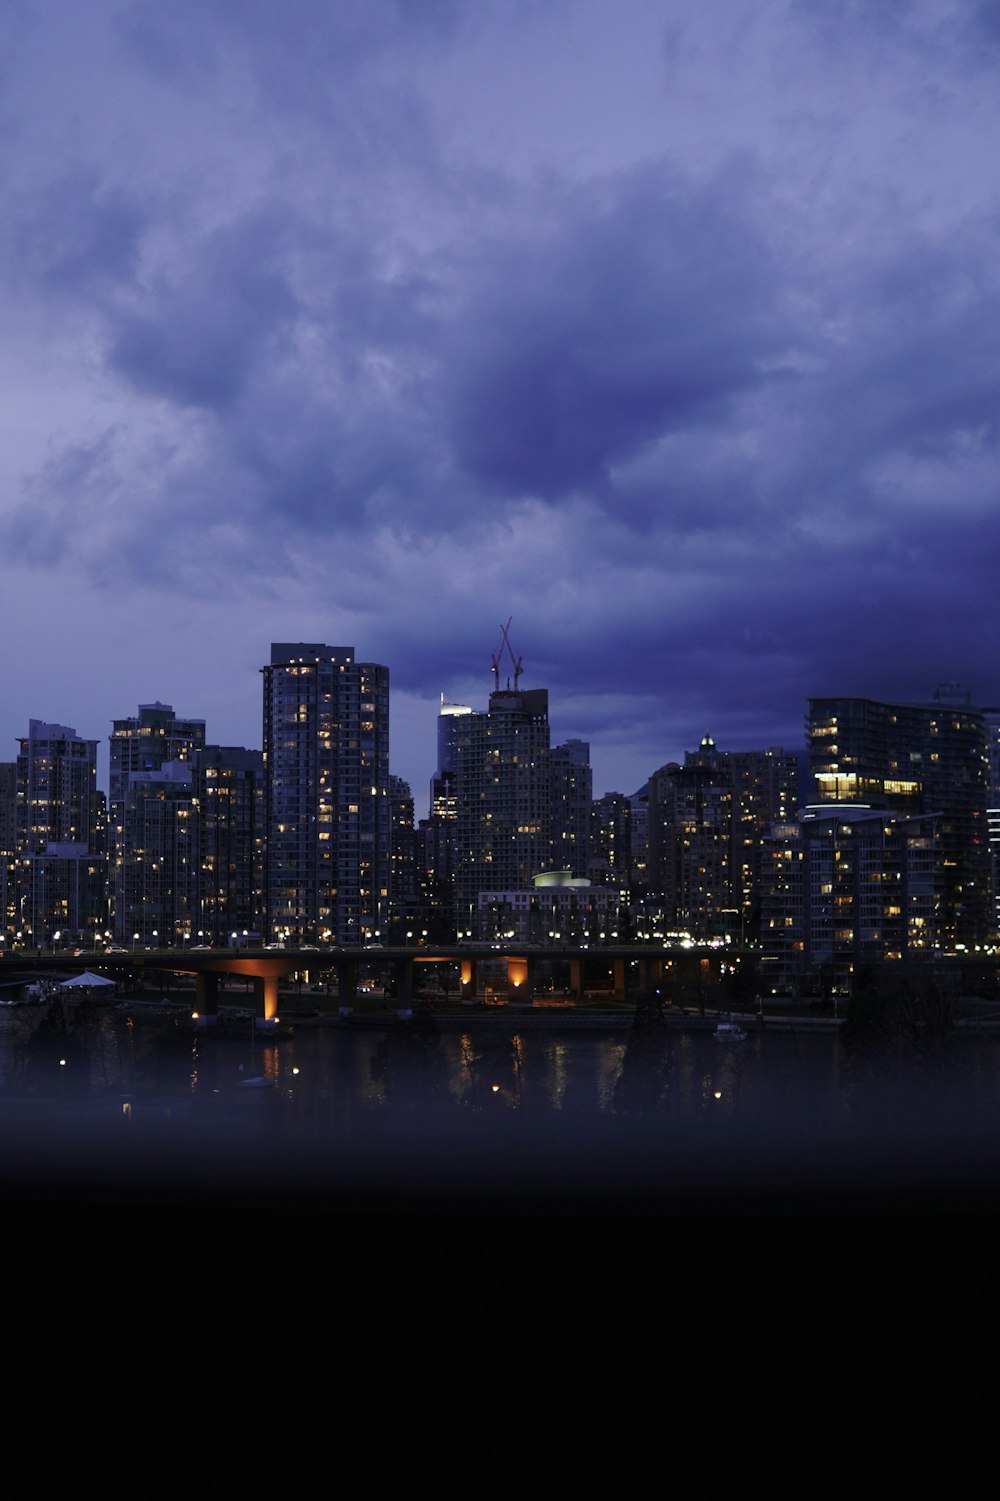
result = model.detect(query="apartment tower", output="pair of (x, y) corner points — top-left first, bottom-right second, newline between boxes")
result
(261, 643), (390, 945)
(808, 686), (991, 949)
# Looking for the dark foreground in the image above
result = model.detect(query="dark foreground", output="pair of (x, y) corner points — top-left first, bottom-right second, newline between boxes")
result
(5, 988), (1000, 1219)
(2, 1082), (999, 1219)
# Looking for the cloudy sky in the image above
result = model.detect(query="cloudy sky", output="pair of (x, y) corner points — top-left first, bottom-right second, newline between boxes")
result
(3, 0), (1000, 806)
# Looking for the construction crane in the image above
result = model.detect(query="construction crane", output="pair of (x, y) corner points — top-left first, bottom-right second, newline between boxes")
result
(491, 617), (523, 691)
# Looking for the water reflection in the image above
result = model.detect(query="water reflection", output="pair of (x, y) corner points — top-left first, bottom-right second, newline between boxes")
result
(3, 1003), (1000, 1211)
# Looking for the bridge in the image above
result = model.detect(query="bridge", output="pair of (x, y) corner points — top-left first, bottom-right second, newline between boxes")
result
(0, 941), (735, 1026)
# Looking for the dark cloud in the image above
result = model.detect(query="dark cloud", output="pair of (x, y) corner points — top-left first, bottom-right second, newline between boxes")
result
(4, 0), (1000, 802)
(106, 214), (300, 411)
(446, 159), (785, 501)
(3, 172), (145, 294)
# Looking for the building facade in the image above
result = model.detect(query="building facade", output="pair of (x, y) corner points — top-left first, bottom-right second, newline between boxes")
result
(550, 739), (593, 880)
(117, 761), (195, 945)
(190, 746), (265, 944)
(808, 687), (991, 949)
(261, 643), (390, 945)
(11, 721), (106, 945)
(109, 704), (205, 938)
(646, 737), (798, 940)
(760, 805), (938, 996)
(450, 686), (553, 937)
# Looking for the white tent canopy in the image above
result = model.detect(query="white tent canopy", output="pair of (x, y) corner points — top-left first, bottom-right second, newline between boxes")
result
(57, 970), (116, 989)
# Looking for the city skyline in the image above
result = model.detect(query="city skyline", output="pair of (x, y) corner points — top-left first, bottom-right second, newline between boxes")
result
(4, 4), (1000, 805)
(4, 635), (808, 806)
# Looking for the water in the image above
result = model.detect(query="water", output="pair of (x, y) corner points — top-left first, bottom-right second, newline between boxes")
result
(3, 1003), (1000, 1212)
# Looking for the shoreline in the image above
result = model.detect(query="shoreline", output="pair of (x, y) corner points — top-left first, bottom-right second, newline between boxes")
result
(14, 984), (1000, 1035)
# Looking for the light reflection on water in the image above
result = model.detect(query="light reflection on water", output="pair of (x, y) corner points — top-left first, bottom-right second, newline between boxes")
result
(5, 1007), (1000, 1209)
(4, 1007), (994, 1122)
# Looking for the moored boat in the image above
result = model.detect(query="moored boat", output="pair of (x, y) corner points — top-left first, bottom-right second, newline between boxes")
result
(715, 1019), (748, 1042)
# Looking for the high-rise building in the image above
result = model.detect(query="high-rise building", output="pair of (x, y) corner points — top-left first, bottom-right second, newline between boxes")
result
(433, 696), (473, 808)
(387, 775), (419, 940)
(113, 743), (265, 947)
(190, 746), (265, 945)
(0, 764), (14, 941)
(13, 720), (105, 944)
(17, 720), (101, 852)
(589, 791), (633, 895)
(261, 643), (390, 945)
(117, 761), (194, 946)
(413, 695), (477, 939)
(109, 704), (206, 936)
(629, 784), (649, 897)
(759, 805), (938, 996)
(550, 739), (592, 879)
(0, 763), (16, 857)
(982, 708), (1000, 936)
(646, 737), (797, 939)
(808, 687), (991, 949)
(451, 685), (552, 934)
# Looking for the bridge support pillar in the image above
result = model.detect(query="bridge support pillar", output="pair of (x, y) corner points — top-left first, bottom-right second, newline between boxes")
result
(394, 957), (415, 1019)
(195, 971), (221, 1027)
(335, 958), (358, 1018)
(505, 956), (530, 1007)
(460, 957), (477, 1005)
(252, 974), (281, 1023)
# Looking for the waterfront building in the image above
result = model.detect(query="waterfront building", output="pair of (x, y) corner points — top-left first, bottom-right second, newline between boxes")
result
(646, 737), (798, 940)
(261, 643), (390, 945)
(808, 686), (991, 949)
(0, 763), (15, 856)
(450, 684), (553, 937)
(12, 721), (106, 945)
(12, 845), (107, 951)
(386, 775), (423, 942)
(0, 764), (14, 940)
(190, 746), (265, 945)
(415, 697), (474, 936)
(109, 702), (206, 810)
(414, 811), (460, 942)
(17, 720), (101, 852)
(117, 760), (195, 946)
(475, 868), (619, 946)
(433, 696), (473, 810)
(589, 790), (633, 895)
(109, 704), (205, 937)
(113, 742), (265, 948)
(759, 805), (938, 997)
(550, 739), (593, 880)
(629, 783), (649, 897)
(983, 708), (1000, 936)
